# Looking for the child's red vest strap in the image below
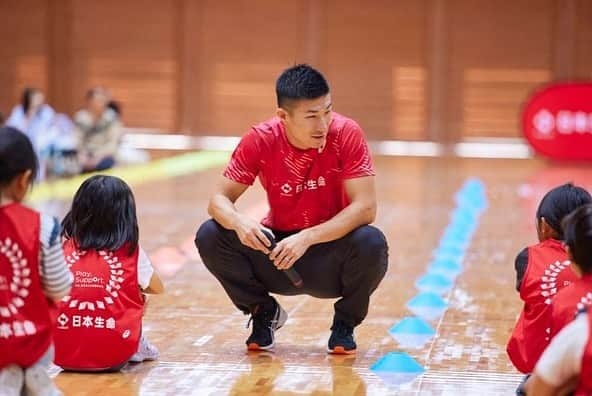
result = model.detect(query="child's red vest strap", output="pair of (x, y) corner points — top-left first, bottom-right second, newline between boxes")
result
(54, 241), (144, 370)
(0, 203), (52, 369)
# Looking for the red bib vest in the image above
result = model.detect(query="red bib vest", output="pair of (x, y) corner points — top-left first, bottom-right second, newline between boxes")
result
(0, 203), (52, 368)
(576, 311), (592, 396)
(507, 239), (577, 373)
(54, 241), (144, 370)
(551, 275), (592, 338)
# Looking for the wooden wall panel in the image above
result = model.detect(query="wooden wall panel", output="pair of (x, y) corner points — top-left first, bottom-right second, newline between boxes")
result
(67, 0), (179, 130)
(2, 1), (592, 140)
(325, 0), (428, 140)
(0, 0), (48, 118)
(446, 0), (554, 138)
(575, 0), (592, 79)
(186, 0), (308, 136)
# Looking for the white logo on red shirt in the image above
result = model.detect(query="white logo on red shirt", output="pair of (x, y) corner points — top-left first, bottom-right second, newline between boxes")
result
(0, 320), (36, 339)
(0, 238), (32, 318)
(292, 177), (328, 195)
(63, 250), (125, 312)
(280, 183), (293, 194)
(540, 260), (571, 304)
(577, 292), (592, 312)
(61, 314), (115, 330)
(57, 313), (69, 327)
(60, 250), (124, 331)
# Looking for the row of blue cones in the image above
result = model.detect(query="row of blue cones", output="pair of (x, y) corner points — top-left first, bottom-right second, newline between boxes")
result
(370, 178), (488, 387)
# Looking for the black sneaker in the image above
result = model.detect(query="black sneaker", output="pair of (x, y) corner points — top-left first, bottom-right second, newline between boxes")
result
(246, 299), (288, 351)
(327, 319), (357, 354)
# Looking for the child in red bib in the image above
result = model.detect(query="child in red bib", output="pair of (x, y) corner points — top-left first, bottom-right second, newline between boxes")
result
(508, 183), (591, 377)
(54, 175), (164, 371)
(527, 204), (592, 395)
(0, 127), (72, 396)
(550, 201), (592, 337)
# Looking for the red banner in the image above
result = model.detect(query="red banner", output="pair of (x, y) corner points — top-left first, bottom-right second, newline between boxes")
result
(522, 83), (592, 160)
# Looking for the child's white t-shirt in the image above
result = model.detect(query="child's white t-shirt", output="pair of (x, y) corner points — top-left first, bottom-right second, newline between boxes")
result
(535, 313), (588, 386)
(137, 247), (155, 290)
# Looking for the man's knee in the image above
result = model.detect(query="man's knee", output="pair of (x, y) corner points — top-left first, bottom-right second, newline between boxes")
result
(194, 219), (223, 257)
(349, 225), (389, 268)
(350, 225), (388, 253)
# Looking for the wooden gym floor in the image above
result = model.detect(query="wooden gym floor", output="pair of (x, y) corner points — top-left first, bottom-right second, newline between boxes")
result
(36, 155), (592, 395)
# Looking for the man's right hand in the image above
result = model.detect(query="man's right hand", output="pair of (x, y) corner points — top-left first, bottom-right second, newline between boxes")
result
(234, 215), (272, 254)
(208, 178), (271, 253)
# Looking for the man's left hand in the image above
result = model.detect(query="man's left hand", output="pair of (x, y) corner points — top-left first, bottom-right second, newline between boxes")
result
(269, 231), (313, 270)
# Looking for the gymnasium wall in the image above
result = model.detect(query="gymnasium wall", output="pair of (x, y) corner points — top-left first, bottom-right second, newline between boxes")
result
(1, 0), (591, 141)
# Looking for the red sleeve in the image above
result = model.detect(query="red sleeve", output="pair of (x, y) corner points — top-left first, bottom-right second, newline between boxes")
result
(339, 121), (375, 179)
(223, 129), (262, 185)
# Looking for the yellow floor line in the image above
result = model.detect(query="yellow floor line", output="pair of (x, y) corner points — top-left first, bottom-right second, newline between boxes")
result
(28, 151), (230, 204)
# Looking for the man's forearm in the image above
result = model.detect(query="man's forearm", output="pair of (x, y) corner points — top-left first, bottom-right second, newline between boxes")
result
(208, 194), (241, 230)
(302, 201), (375, 245)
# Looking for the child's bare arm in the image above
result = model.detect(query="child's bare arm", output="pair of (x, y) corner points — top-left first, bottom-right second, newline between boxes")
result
(142, 272), (164, 294)
(525, 374), (560, 396)
(514, 247), (529, 292)
(138, 247), (164, 294)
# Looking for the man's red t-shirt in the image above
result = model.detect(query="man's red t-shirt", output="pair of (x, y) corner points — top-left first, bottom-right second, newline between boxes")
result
(224, 112), (375, 231)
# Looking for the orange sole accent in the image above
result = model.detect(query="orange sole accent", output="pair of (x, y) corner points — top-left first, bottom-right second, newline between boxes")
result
(329, 346), (356, 355)
(247, 343), (264, 351)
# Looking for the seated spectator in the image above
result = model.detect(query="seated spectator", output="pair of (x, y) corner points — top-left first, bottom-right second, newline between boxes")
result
(6, 87), (55, 179)
(74, 87), (122, 172)
(47, 114), (80, 177)
(107, 100), (122, 117)
(104, 100), (150, 166)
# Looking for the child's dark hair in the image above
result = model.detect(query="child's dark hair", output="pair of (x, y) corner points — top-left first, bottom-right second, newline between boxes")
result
(62, 175), (139, 255)
(562, 204), (592, 274)
(22, 87), (40, 114)
(107, 100), (121, 116)
(0, 127), (38, 187)
(537, 183), (592, 239)
(276, 64), (330, 110)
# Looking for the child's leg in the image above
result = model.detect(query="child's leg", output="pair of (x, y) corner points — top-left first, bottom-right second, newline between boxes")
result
(0, 364), (24, 396)
(23, 346), (62, 396)
(128, 333), (160, 363)
(129, 294), (160, 363)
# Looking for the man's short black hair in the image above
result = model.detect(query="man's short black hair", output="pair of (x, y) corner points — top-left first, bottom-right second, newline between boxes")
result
(276, 64), (330, 109)
(562, 204), (592, 274)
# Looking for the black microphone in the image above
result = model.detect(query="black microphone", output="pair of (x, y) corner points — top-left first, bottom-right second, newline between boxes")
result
(261, 229), (304, 288)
